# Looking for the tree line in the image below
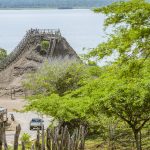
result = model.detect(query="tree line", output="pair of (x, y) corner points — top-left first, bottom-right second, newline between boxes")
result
(0, 0), (119, 8)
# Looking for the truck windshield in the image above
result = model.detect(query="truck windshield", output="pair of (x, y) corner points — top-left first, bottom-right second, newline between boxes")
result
(32, 119), (42, 122)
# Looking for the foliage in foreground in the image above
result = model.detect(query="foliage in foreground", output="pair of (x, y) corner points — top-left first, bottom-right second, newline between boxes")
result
(24, 0), (150, 149)
(20, 133), (32, 149)
(89, 0), (150, 62)
(25, 59), (150, 149)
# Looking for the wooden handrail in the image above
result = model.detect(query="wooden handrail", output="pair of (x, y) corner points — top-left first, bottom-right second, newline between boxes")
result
(0, 29), (61, 71)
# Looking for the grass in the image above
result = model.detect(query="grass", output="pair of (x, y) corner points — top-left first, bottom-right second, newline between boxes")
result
(85, 136), (108, 150)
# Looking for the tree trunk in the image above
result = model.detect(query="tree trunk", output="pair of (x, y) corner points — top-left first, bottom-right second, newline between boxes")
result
(133, 130), (142, 150)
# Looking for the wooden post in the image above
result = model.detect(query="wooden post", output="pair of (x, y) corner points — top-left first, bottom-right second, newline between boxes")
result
(0, 122), (3, 150)
(3, 125), (8, 150)
(46, 128), (51, 150)
(31, 144), (35, 150)
(41, 125), (45, 150)
(35, 129), (41, 150)
(21, 141), (25, 150)
(51, 128), (55, 150)
(67, 133), (71, 150)
(0, 122), (86, 150)
(74, 129), (79, 150)
(11, 88), (16, 100)
(14, 124), (21, 150)
(65, 127), (70, 150)
(61, 126), (67, 149)
(11, 88), (13, 100)
(79, 126), (85, 150)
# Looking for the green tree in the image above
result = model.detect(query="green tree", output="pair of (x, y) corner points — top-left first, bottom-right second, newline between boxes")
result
(0, 48), (7, 61)
(36, 59), (148, 149)
(24, 1), (150, 149)
(23, 57), (94, 96)
(25, 60), (150, 149)
(85, 0), (150, 149)
(88, 0), (150, 61)
(86, 60), (150, 150)
(24, 57), (101, 130)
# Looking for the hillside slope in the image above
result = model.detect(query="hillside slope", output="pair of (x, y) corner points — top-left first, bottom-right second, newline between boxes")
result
(0, 29), (78, 97)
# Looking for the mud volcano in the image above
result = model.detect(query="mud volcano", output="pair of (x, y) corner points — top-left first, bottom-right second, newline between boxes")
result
(0, 29), (78, 97)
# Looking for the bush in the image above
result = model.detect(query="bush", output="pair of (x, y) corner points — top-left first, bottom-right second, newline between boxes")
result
(20, 133), (32, 148)
(41, 40), (49, 50)
(23, 57), (90, 96)
(0, 48), (7, 61)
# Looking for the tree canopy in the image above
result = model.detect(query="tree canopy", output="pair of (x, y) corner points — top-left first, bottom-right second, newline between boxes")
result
(23, 57), (100, 96)
(88, 0), (150, 62)
(24, 0), (150, 149)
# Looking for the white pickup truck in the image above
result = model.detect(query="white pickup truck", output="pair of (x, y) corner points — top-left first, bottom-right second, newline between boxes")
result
(30, 118), (44, 130)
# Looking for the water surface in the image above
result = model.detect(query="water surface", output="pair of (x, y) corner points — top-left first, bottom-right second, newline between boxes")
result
(0, 9), (105, 54)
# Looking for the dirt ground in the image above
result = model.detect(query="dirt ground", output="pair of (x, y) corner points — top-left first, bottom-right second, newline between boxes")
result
(0, 97), (52, 144)
(0, 97), (26, 112)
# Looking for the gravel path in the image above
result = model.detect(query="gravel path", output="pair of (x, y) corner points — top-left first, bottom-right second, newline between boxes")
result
(0, 97), (52, 145)
(6, 112), (52, 144)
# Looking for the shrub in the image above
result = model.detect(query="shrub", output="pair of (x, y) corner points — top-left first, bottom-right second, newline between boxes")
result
(20, 133), (32, 148)
(41, 40), (49, 50)
(0, 48), (7, 61)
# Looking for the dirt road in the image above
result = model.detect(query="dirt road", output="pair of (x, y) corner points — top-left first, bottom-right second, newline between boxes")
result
(0, 97), (52, 144)
(6, 112), (52, 144)
(0, 97), (26, 112)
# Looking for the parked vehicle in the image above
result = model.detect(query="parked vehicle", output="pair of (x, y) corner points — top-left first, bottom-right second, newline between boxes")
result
(30, 118), (44, 130)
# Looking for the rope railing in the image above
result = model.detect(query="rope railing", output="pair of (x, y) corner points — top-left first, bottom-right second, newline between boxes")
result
(0, 29), (61, 71)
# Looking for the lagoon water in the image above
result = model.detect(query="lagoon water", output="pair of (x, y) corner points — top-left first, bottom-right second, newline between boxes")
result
(0, 9), (106, 55)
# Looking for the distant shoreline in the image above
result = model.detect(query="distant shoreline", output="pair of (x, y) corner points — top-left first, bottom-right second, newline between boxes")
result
(0, 7), (93, 10)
